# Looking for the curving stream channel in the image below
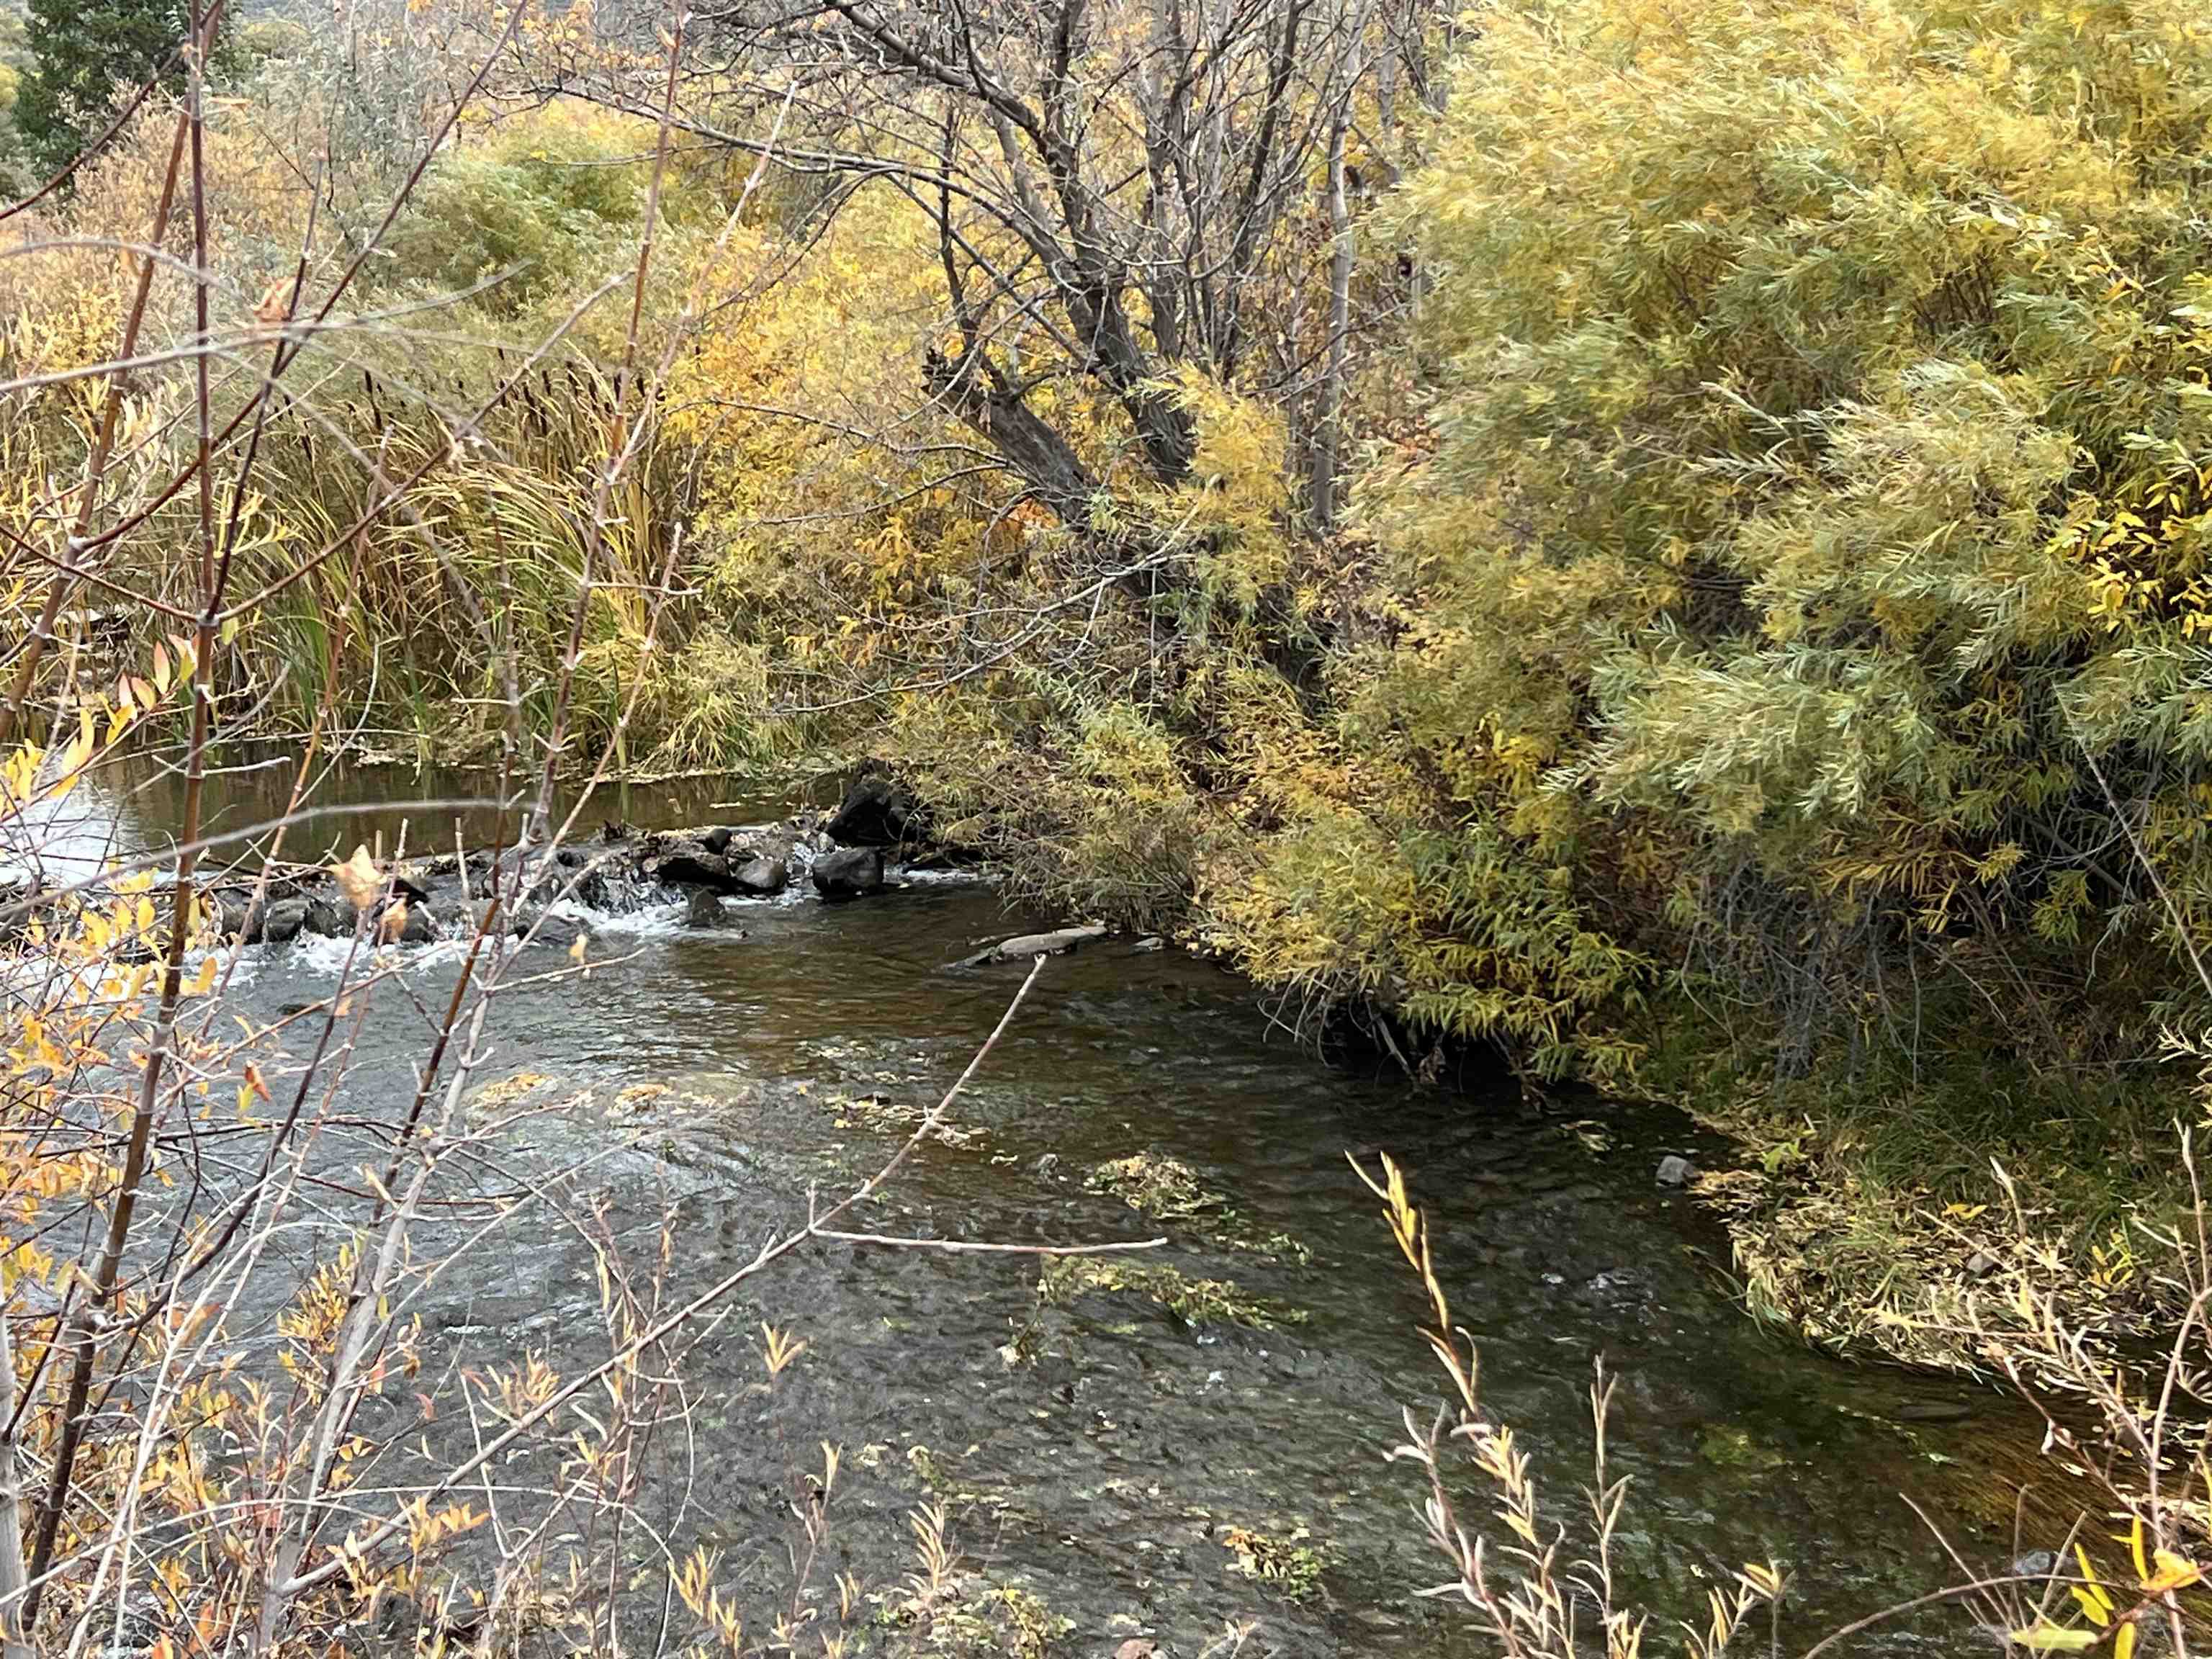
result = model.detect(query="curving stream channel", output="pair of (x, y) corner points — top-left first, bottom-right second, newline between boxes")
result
(38, 755), (2068, 1657)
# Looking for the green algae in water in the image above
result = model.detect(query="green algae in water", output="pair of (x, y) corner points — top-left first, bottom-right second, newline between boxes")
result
(1089, 1154), (1221, 1218)
(1697, 1425), (1788, 1471)
(1220, 1523), (1330, 1601)
(1087, 1154), (1313, 1264)
(881, 1577), (1073, 1658)
(1037, 1258), (1305, 1330)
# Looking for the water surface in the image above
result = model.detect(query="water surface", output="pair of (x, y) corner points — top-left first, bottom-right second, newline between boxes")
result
(38, 755), (2066, 1655)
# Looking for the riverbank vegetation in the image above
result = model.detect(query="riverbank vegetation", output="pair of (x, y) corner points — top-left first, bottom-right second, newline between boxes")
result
(9, 0), (2212, 1635)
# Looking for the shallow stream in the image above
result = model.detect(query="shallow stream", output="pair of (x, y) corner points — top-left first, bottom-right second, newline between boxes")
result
(29, 755), (2070, 1656)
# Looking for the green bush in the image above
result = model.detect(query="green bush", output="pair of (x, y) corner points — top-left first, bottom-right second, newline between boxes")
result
(1354, 0), (2212, 1094)
(386, 107), (655, 310)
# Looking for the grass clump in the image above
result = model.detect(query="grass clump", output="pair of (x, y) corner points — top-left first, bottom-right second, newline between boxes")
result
(1647, 1028), (2184, 1370)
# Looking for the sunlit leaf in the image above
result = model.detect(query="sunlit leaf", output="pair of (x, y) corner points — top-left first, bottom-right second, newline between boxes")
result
(2010, 1624), (2098, 1652)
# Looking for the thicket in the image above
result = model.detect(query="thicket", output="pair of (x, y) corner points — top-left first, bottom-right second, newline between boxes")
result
(1344, 0), (2212, 1327)
(12, 0), (2212, 1348)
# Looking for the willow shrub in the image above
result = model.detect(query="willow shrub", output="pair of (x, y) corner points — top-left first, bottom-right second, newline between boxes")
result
(1326, 0), (2212, 1104)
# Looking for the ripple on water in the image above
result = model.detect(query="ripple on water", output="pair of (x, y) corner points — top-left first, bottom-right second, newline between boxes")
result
(58, 769), (2050, 1656)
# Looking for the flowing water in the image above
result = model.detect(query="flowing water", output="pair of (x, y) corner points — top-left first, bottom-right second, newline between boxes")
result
(23, 754), (2071, 1656)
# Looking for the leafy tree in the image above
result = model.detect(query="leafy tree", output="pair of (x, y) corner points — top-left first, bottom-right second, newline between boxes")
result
(17, 0), (197, 173)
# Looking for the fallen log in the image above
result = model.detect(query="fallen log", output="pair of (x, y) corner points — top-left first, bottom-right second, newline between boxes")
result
(949, 922), (1108, 970)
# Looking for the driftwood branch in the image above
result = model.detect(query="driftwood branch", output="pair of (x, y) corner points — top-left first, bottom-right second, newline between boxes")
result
(949, 922), (1109, 969)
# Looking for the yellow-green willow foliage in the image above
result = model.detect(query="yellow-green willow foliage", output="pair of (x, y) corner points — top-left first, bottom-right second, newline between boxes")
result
(1340, 0), (2212, 1084)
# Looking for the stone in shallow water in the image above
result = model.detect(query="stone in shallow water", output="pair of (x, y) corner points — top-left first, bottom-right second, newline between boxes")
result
(811, 846), (885, 899)
(731, 855), (788, 896)
(519, 912), (590, 949)
(685, 890), (731, 928)
(1655, 1154), (1696, 1187)
(650, 841), (732, 890)
(260, 899), (307, 944)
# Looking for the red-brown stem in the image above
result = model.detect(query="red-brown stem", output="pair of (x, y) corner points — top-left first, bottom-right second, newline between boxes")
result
(22, 7), (227, 1623)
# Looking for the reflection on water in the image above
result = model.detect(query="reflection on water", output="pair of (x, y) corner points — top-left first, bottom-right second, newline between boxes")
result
(66, 755), (2054, 1655)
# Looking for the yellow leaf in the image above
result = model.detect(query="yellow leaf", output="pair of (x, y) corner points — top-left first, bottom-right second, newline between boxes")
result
(2010, 1625), (2098, 1653)
(2069, 1587), (2110, 1627)
(2116, 1622), (2137, 1659)
(2146, 1550), (2201, 1593)
(2076, 1545), (2113, 1619)
(331, 845), (383, 912)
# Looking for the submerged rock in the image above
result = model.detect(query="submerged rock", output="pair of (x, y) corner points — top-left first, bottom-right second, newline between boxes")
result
(1655, 1154), (1696, 1187)
(811, 846), (886, 899)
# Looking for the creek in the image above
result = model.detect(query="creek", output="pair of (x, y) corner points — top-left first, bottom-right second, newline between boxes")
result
(24, 755), (2068, 1657)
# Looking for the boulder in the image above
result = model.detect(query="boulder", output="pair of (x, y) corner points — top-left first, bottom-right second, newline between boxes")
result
(488, 848), (563, 904)
(731, 855), (788, 896)
(526, 850), (611, 909)
(698, 826), (739, 856)
(825, 762), (917, 847)
(214, 894), (261, 943)
(1655, 1154), (1696, 1187)
(648, 840), (734, 891)
(811, 846), (886, 899)
(261, 899), (309, 944)
(685, 890), (730, 928)
(304, 897), (349, 938)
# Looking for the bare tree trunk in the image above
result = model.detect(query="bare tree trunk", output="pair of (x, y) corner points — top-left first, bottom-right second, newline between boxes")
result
(1310, 69), (1356, 533)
